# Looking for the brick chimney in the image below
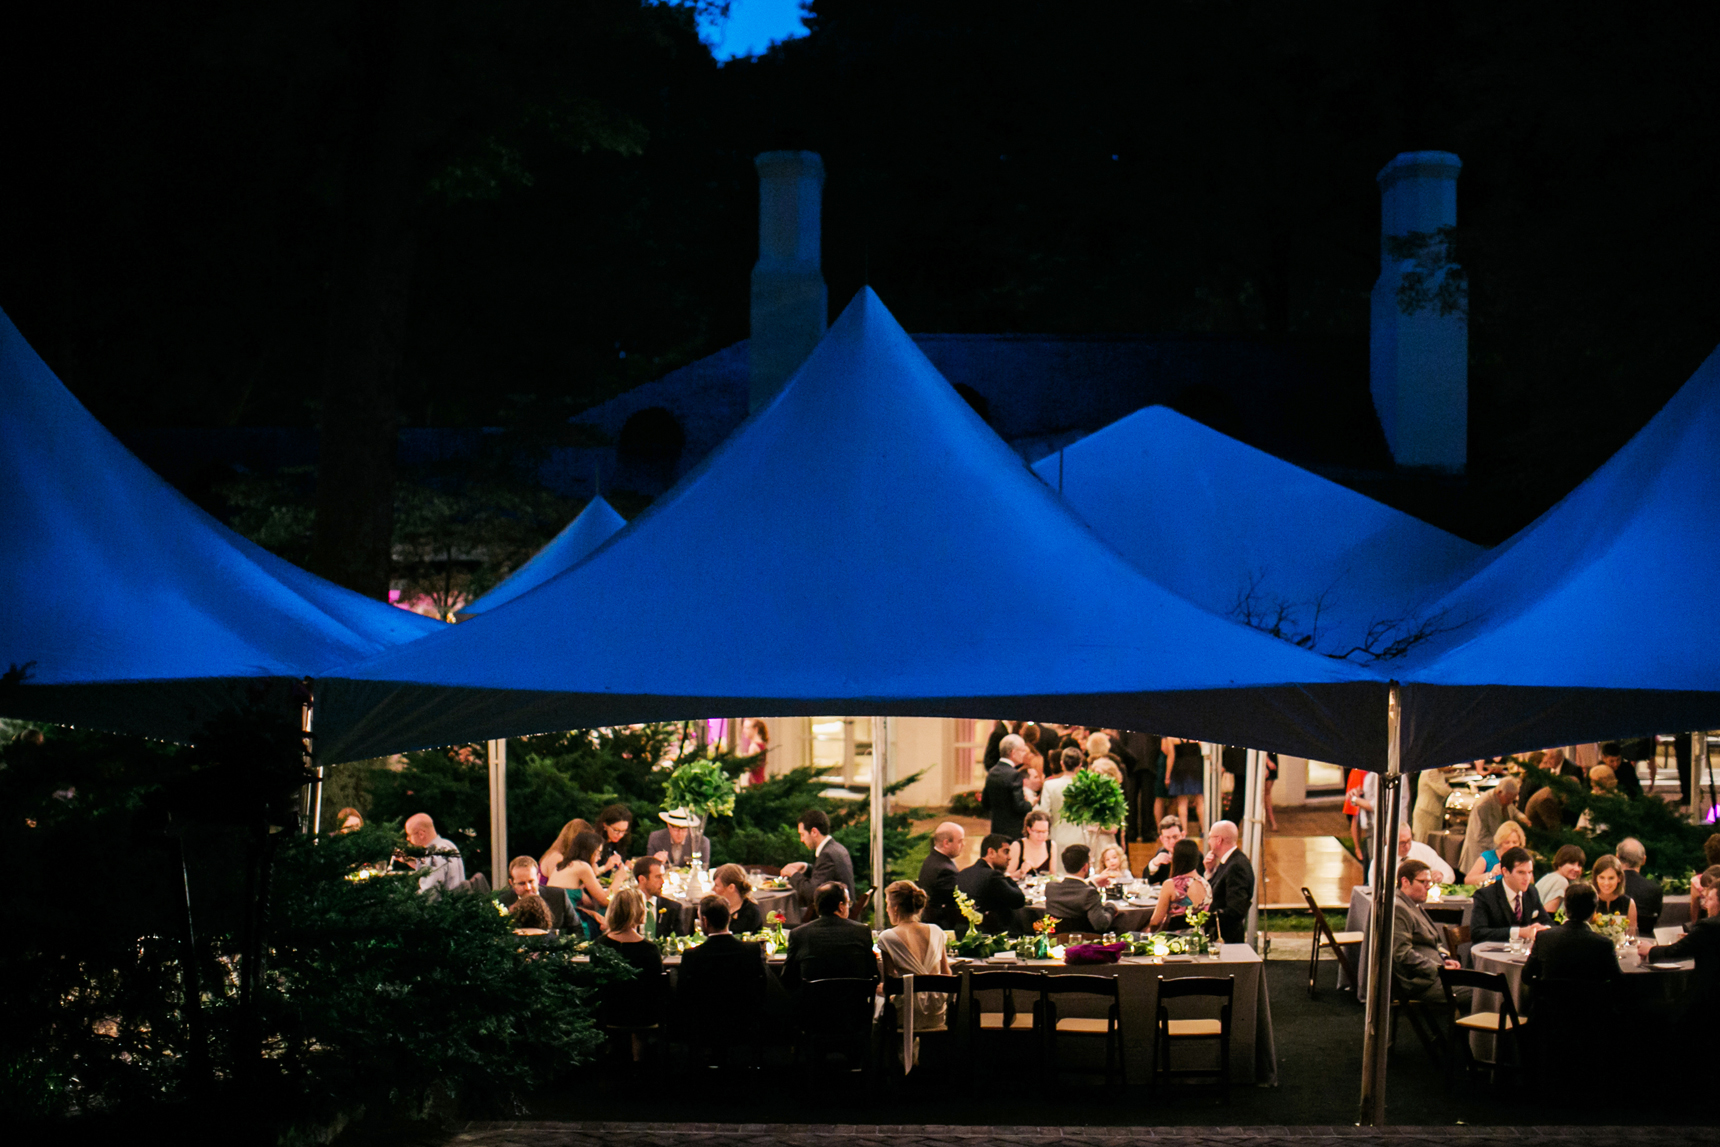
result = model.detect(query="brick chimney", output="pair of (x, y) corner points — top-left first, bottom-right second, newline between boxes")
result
(1369, 151), (1467, 473)
(750, 151), (827, 412)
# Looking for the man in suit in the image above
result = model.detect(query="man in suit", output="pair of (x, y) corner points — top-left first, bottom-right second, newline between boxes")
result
(499, 857), (578, 931)
(1524, 881), (1623, 988)
(1044, 845), (1117, 934)
(1392, 859), (1470, 1005)
(1640, 875), (1720, 1040)
(955, 833), (1027, 934)
(1599, 741), (1643, 801)
(917, 822), (965, 930)
(1202, 820), (1255, 945)
(1470, 846), (1553, 944)
(677, 895), (768, 1046)
(631, 855), (683, 939)
(782, 809), (856, 907)
(1617, 838), (1664, 934)
(780, 882), (878, 988)
(647, 808), (712, 869)
(1459, 779), (1531, 875)
(982, 733), (1034, 839)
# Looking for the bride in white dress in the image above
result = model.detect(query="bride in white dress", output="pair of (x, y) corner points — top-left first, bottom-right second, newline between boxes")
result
(877, 879), (952, 1036)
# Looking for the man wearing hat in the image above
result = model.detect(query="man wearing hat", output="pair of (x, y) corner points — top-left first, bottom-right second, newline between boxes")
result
(648, 808), (712, 868)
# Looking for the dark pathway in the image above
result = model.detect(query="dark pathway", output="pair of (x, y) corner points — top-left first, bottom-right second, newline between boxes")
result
(450, 1126), (1715, 1147)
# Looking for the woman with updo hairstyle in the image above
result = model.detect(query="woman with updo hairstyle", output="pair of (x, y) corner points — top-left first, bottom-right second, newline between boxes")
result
(877, 879), (951, 1035)
(711, 862), (764, 933)
(1465, 820), (1528, 885)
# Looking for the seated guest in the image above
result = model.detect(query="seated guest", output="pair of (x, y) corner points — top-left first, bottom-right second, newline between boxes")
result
(501, 856), (578, 931)
(1095, 844), (1132, 882)
(1524, 881), (1623, 989)
(1370, 824), (1455, 888)
(1392, 860), (1469, 1006)
(597, 889), (667, 1046)
(1617, 838), (1663, 934)
(1690, 842), (1720, 925)
(648, 808), (712, 869)
(1684, 865), (1720, 930)
(1639, 870), (1720, 1050)
(917, 822), (965, 930)
(1590, 854), (1638, 930)
(1459, 778), (1530, 875)
(631, 855), (682, 939)
(333, 806), (365, 834)
(781, 881), (878, 987)
(508, 893), (552, 933)
(403, 813), (466, 896)
(1203, 820), (1255, 944)
(712, 863), (764, 934)
(1045, 845), (1118, 934)
(954, 833), (1027, 934)
(1471, 846), (1553, 945)
(1534, 845), (1588, 915)
(1006, 811), (1054, 879)
(1598, 742), (1643, 800)
(595, 803), (633, 877)
(877, 880), (952, 1035)
(677, 895), (768, 1043)
(545, 829), (611, 937)
(540, 817), (596, 881)
(1464, 820), (1527, 886)
(1149, 838), (1213, 931)
(1144, 815), (1185, 883)
(782, 809), (856, 907)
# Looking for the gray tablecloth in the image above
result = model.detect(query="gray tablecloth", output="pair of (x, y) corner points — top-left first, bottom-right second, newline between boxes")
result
(1341, 884), (1472, 1001)
(672, 887), (799, 934)
(1469, 939), (1691, 1060)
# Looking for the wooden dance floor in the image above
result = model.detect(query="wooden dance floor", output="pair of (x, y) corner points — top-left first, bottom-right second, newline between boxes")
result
(1260, 833), (1362, 910)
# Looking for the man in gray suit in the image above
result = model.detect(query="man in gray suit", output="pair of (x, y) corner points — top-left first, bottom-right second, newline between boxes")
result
(1392, 859), (1470, 1006)
(1044, 844), (1117, 934)
(647, 808), (711, 868)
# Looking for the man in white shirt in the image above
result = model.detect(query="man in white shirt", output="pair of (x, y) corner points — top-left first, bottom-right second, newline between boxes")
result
(1370, 824), (1454, 888)
(403, 813), (465, 896)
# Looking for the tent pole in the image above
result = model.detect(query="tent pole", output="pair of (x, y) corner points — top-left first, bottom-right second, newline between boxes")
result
(301, 696), (320, 835)
(1357, 685), (1403, 1126)
(488, 738), (509, 891)
(871, 717), (888, 929)
(1244, 748), (1267, 949)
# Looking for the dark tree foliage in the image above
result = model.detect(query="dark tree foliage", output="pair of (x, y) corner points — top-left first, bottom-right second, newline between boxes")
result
(1518, 763), (1715, 880)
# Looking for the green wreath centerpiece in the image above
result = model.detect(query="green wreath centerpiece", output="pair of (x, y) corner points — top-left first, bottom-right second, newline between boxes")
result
(664, 756), (737, 820)
(1061, 768), (1127, 828)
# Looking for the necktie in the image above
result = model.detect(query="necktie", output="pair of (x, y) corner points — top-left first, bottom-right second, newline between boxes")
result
(1512, 892), (1522, 921)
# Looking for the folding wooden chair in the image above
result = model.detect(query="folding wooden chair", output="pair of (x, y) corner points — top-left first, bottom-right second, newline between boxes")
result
(1043, 973), (1124, 1085)
(1439, 966), (1530, 1088)
(1154, 975), (1233, 1098)
(1301, 886), (1363, 996)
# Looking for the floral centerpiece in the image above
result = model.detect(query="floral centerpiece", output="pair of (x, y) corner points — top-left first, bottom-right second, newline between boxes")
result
(951, 889), (1001, 957)
(663, 756), (737, 869)
(1061, 768), (1127, 828)
(1590, 912), (1630, 944)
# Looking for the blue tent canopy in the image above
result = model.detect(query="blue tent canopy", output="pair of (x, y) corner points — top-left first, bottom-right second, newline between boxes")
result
(0, 307), (443, 743)
(1032, 405), (1485, 662)
(1398, 345), (1720, 770)
(455, 495), (626, 619)
(316, 290), (1387, 764)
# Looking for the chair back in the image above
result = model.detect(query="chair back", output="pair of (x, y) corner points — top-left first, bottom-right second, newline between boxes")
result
(968, 969), (1046, 1032)
(1158, 973), (1234, 1004)
(1440, 923), (1471, 957)
(1438, 966), (1522, 1030)
(800, 976), (878, 1032)
(1301, 887), (1340, 943)
(1040, 973), (1120, 1000)
(883, 973), (962, 1002)
(851, 889), (872, 921)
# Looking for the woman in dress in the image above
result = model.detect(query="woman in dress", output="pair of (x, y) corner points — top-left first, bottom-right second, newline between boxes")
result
(1464, 820), (1527, 885)
(539, 818), (595, 885)
(876, 880), (951, 1039)
(597, 889), (666, 1059)
(1007, 811), (1054, 880)
(1162, 737), (1205, 833)
(1148, 839), (1212, 932)
(742, 718), (771, 786)
(596, 804), (633, 877)
(1591, 854), (1639, 930)
(546, 829), (611, 938)
(711, 863), (764, 933)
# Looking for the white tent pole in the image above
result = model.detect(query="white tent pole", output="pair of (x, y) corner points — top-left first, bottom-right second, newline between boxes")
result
(1357, 685), (1404, 1126)
(1244, 748), (1267, 949)
(872, 716), (888, 929)
(301, 695), (320, 835)
(488, 738), (508, 891)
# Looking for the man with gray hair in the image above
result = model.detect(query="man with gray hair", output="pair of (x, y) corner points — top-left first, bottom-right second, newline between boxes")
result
(1459, 776), (1530, 874)
(917, 821), (966, 929)
(982, 733), (1033, 839)
(1202, 820), (1255, 944)
(1618, 837), (1663, 934)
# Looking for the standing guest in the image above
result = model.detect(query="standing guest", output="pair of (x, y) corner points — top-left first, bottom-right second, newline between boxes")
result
(333, 807), (365, 834)
(876, 880), (952, 1036)
(1391, 860), (1470, 1006)
(1044, 845), (1118, 935)
(1149, 839), (1213, 932)
(741, 718), (771, 786)
(403, 813), (466, 896)
(540, 818), (596, 881)
(1007, 811), (1054, 879)
(631, 855), (680, 939)
(1590, 854), (1638, 931)
(711, 863), (764, 934)
(781, 809), (856, 906)
(596, 889), (667, 1058)
(781, 882), (878, 988)
(1351, 770), (1380, 868)
(1095, 844), (1132, 882)
(647, 808), (712, 868)
(917, 822), (965, 930)
(501, 857), (578, 931)
(1202, 820), (1254, 944)
(1617, 838), (1663, 934)
(1523, 781), (1568, 832)
(983, 720), (1013, 769)
(1524, 881), (1623, 989)
(677, 895), (768, 1044)
(546, 829), (611, 937)
(1599, 742), (1643, 800)
(1412, 766), (1454, 843)
(1534, 845), (1589, 915)
(1370, 824), (1454, 888)
(1459, 777), (1530, 875)
(1343, 768), (1367, 854)
(595, 805), (633, 876)
(1162, 737), (1206, 833)
(1465, 821), (1528, 885)
(982, 733), (1034, 840)
(1470, 847), (1553, 944)
(955, 833), (1027, 934)
(1044, 746), (1089, 873)
(1144, 815), (1185, 884)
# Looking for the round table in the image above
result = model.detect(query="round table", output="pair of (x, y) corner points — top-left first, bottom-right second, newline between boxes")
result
(1468, 939), (1691, 1060)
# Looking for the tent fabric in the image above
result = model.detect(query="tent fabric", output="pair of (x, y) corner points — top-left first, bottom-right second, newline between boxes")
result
(316, 289), (1389, 765)
(1032, 405), (1485, 662)
(0, 307), (442, 743)
(1398, 345), (1720, 770)
(454, 495), (626, 618)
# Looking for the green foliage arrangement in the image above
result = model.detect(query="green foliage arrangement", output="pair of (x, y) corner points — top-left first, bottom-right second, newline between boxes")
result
(946, 789), (985, 817)
(1519, 763), (1715, 879)
(1061, 768), (1127, 828)
(664, 755), (737, 820)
